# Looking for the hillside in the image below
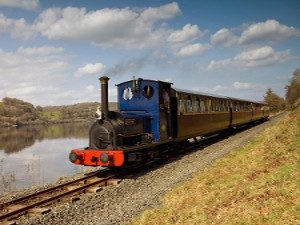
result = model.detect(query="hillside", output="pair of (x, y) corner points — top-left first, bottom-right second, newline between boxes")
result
(0, 97), (117, 127)
(132, 109), (299, 225)
(41, 102), (117, 121)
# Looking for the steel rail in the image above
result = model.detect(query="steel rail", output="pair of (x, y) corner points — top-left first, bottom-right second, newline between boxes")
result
(0, 169), (108, 210)
(0, 173), (117, 221)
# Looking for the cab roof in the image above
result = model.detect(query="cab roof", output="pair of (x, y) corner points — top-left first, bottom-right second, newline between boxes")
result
(116, 78), (172, 86)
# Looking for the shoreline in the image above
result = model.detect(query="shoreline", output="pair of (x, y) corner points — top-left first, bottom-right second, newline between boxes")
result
(0, 119), (94, 128)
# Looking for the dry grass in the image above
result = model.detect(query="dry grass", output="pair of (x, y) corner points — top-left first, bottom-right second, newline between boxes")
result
(131, 109), (300, 225)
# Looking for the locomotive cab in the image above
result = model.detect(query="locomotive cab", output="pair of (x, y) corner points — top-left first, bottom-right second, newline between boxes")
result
(117, 78), (173, 143)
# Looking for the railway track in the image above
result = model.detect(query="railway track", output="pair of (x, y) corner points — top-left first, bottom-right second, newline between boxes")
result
(0, 116), (280, 225)
(0, 169), (121, 224)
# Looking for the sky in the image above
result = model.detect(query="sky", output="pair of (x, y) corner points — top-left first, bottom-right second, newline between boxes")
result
(0, 0), (299, 106)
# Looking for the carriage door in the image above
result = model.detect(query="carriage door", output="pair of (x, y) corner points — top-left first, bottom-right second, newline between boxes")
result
(159, 83), (171, 141)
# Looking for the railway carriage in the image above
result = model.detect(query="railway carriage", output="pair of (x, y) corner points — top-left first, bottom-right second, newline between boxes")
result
(69, 77), (269, 168)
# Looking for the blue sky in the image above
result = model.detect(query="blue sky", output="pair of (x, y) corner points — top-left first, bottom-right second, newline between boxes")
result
(0, 0), (299, 106)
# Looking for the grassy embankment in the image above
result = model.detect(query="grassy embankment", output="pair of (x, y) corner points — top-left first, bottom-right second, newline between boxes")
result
(132, 109), (300, 225)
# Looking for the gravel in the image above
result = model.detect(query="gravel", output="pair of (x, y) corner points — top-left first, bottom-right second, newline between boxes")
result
(10, 114), (285, 225)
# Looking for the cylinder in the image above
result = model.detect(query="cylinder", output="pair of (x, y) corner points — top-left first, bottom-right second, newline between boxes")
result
(99, 76), (110, 118)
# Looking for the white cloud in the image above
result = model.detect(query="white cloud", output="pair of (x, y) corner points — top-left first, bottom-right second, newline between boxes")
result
(0, 46), (66, 80)
(76, 63), (106, 77)
(17, 46), (64, 56)
(0, 3), (211, 59)
(0, 3), (181, 47)
(34, 3), (180, 48)
(0, 14), (36, 40)
(140, 2), (181, 22)
(168, 24), (203, 43)
(210, 28), (238, 47)
(192, 85), (227, 93)
(233, 46), (291, 68)
(209, 85), (224, 92)
(239, 19), (300, 44)
(207, 46), (292, 70)
(85, 85), (95, 92)
(0, 47), (115, 105)
(177, 43), (210, 57)
(193, 82), (264, 98)
(233, 82), (257, 90)
(0, 0), (38, 10)
(6, 83), (58, 97)
(211, 20), (300, 47)
(105, 57), (148, 77)
(206, 58), (231, 71)
(0, 46), (69, 105)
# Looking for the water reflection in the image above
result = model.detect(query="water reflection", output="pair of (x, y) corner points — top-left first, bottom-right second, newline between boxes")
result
(0, 122), (94, 193)
(0, 123), (91, 154)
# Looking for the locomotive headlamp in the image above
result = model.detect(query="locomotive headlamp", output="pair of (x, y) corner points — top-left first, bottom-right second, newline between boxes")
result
(69, 152), (78, 163)
(100, 152), (110, 164)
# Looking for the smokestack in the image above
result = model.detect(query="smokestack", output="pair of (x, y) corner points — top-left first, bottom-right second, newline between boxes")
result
(99, 76), (110, 118)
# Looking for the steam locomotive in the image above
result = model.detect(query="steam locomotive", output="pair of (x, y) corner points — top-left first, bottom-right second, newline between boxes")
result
(69, 76), (269, 167)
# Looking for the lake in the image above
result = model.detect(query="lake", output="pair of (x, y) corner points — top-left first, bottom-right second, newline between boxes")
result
(0, 122), (95, 193)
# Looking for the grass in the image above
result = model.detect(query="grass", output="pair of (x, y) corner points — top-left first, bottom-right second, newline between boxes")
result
(131, 108), (300, 225)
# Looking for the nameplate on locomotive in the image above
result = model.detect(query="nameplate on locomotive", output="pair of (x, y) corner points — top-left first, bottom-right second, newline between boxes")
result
(125, 118), (136, 126)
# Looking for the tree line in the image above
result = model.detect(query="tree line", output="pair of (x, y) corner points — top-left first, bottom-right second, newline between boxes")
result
(264, 68), (300, 112)
(0, 98), (117, 127)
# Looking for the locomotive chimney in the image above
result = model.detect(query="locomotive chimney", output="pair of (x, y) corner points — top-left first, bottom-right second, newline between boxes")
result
(99, 76), (110, 118)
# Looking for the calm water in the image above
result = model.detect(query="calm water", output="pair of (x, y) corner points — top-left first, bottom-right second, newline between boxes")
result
(0, 122), (94, 193)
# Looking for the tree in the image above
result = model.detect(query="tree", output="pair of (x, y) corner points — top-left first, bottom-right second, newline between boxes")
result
(264, 88), (285, 112)
(285, 69), (300, 108)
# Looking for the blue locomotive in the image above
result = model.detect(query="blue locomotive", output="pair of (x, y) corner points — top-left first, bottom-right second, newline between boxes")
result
(69, 76), (269, 167)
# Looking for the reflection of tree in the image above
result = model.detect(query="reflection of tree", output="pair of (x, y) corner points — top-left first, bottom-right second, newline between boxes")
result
(0, 122), (92, 154)
(0, 127), (38, 154)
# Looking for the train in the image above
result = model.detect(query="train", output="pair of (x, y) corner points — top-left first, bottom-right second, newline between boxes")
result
(69, 76), (269, 168)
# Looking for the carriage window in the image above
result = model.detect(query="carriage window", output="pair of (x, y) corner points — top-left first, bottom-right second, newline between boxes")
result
(211, 99), (215, 112)
(200, 99), (205, 112)
(143, 85), (154, 99)
(186, 96), (193, 113)
(179, 99), (185, 114)
(204, 99), (208, 112)
(231, 102), (235, 111)
(220, 100), (224, 111)
(193, 97), (200, 112)
(216, 99), (220, 111)
(208, 99), (212, 112)
(236, 102), (240, 111)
